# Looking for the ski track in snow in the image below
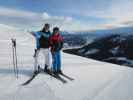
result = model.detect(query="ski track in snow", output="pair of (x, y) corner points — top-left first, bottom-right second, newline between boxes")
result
(0, 31), (133, 100)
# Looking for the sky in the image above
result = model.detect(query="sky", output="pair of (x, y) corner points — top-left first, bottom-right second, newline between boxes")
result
(0, 0), (133, 31)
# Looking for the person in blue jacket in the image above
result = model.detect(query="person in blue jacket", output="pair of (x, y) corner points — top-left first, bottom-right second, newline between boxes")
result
(30, 23), (52, 74)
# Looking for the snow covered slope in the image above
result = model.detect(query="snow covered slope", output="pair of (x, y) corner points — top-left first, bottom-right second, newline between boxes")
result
(0, 26), (133, 100)
(0, 52), (133, 100)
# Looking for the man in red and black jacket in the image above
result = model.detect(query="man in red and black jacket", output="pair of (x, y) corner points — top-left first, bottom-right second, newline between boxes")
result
(49, 27), (63, 74)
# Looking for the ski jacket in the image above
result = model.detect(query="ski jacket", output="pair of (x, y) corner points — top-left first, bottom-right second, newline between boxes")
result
(49, 33), (63, 52)
(32, 31), (52, 49)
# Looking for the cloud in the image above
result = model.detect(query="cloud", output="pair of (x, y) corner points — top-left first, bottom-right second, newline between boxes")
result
(41, 12), (94, 31)
(0, 6), (39, 19)
(0, 7), (83, 31)
(85, 0), (133, 28)
(121, 20), (133, 26)
(1, 0), (133, 32)
(42, 12), (50, 19)
(42, 12), (72, 22)
(0, 6), (44, 29)
(58, 0), (133, 29)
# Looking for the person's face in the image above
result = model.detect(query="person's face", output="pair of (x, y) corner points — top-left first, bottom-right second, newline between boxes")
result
(54, 30), (59, 34)
(45, 25), (50, 31)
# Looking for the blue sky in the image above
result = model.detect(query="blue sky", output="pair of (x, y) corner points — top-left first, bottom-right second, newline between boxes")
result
(0, 0), (133, 31)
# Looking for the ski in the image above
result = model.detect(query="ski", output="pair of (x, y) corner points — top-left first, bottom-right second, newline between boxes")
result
(45, 71), (67, 84)
(22, 69), (68, 85)
(22, 72), (39, 86)
(59, 73), (74, 81)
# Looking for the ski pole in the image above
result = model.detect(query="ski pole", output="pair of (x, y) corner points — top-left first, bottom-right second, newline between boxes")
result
(12, 39), (16, 77)
(14, 40), (18, 78)
(34, 49), (40, 72)
(11, 38), (19, 78)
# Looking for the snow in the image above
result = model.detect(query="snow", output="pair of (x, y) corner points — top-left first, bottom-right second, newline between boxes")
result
(0, 26), (133, 100)
(109, 46), (120, 56)
(84, 49), (99, 55)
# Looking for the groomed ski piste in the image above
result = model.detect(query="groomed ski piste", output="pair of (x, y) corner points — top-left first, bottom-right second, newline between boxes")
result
(0, 24), (133, 100)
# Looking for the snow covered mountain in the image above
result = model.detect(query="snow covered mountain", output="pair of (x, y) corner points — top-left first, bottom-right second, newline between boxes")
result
(62, 26), (133, 48)
(0, 24), (133, 100)
(90, 26), (133, 35)
(64, 34), (133, 67)
(62, 32), (99, 48)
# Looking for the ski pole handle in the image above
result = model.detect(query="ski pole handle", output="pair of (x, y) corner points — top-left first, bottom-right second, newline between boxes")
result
(11, 38), (16, 47)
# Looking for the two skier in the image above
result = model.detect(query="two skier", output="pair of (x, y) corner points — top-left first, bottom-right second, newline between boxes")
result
(30, 23), (63, 75)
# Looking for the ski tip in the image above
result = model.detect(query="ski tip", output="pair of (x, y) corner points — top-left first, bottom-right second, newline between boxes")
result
(21, 83), (26, 86)
(21, 82), (29, 86)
